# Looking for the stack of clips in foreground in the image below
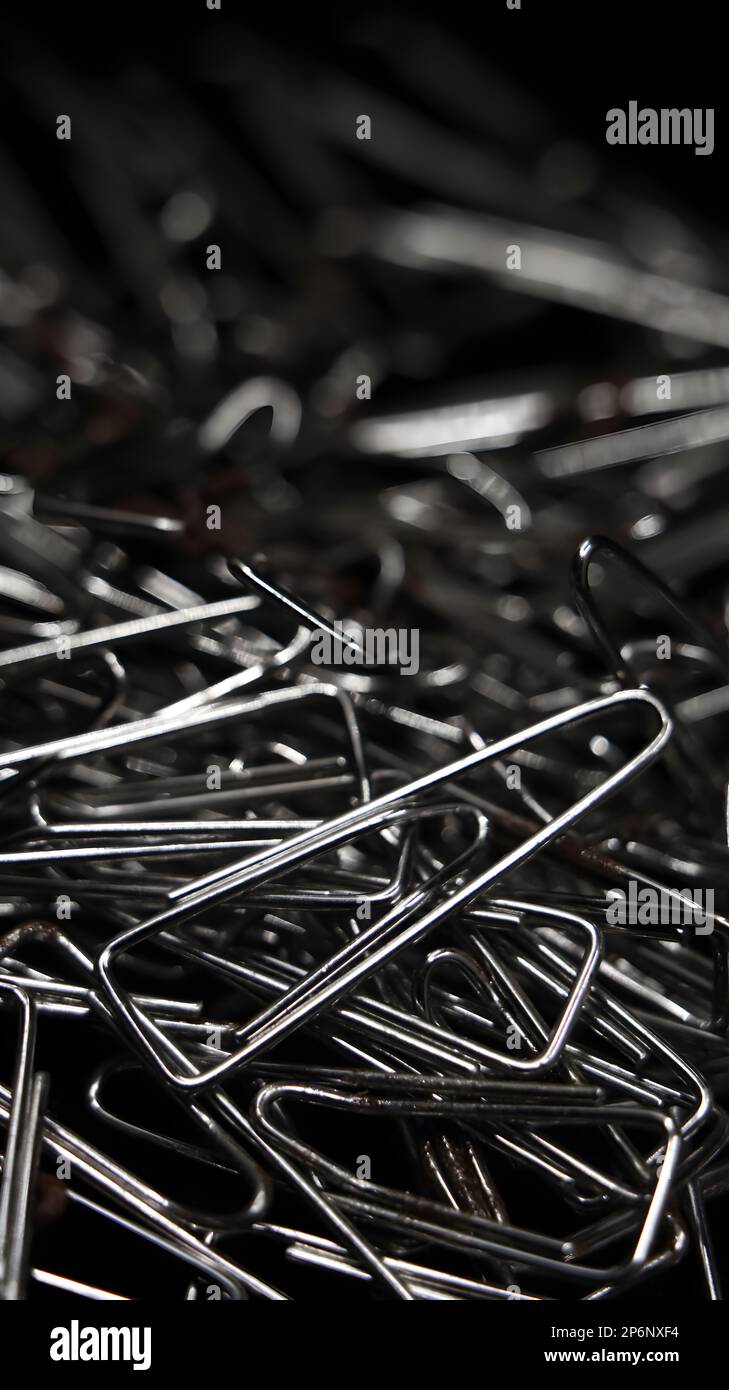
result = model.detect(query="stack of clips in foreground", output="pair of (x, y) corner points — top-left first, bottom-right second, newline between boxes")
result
(1, 14), (729, 1300)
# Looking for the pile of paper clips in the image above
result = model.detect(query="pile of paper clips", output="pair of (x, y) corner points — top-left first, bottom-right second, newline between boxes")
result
(2, 16), (729, 1301)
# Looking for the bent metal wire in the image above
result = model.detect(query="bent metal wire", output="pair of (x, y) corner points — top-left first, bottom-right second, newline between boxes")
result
(2, 17), (729, 1303)
(0, 523), (726, 1302)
